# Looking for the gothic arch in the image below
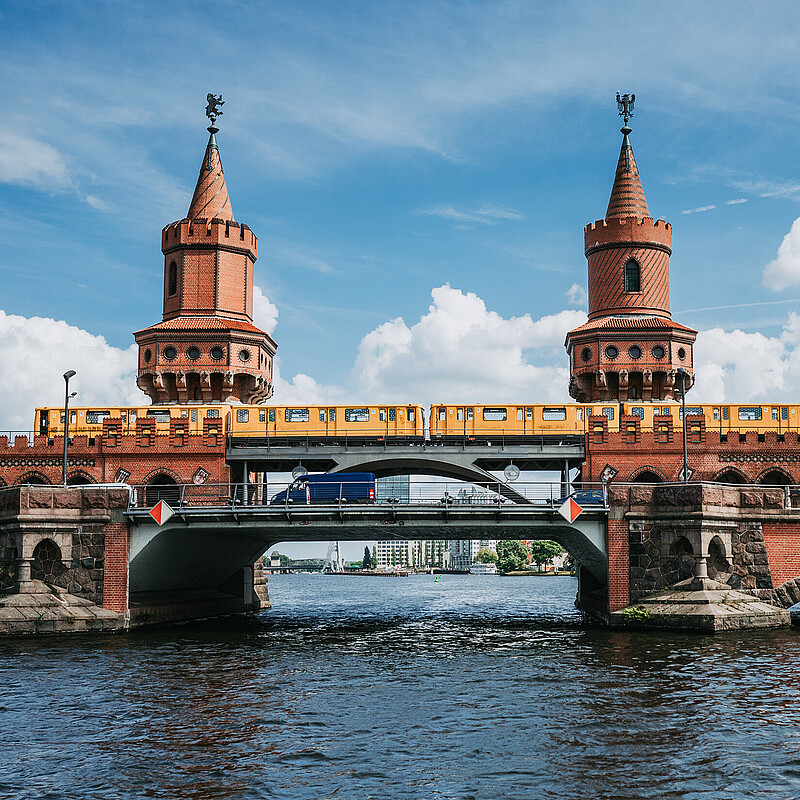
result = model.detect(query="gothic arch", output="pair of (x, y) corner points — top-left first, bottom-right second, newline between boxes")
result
(713, 467), (748, 485)
(145, 471), (181, 506)
(31, 538), (66, 584)
(756, 467), (794, 486)
(629, 466), (667, 483)
(67, 470), (96, 486)
(141, 467), (182, 485)
(16, 471), (51, 486)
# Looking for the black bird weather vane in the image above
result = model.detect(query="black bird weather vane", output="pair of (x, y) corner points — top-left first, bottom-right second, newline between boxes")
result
(205, 93), (225, 126)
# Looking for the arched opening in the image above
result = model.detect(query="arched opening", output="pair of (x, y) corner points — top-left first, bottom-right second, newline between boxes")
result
(757, 469), (793, 486)
(714, 468), (747, 485)
(665, 536), (695, 584)
(707, 536), (732, 584)
(31, 539), (66, 584)
(632, 470), (664, 484)
(16, 473), (50, 486)
(625, 259), (641, 292)
(67, 473), (94, 486)
(168, 260), (178, 296)
(146, 474), (180, 506)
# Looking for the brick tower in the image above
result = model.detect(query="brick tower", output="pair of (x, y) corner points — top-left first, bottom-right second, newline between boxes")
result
(565, 95), (696, 403)
(134, 97), (276, 404)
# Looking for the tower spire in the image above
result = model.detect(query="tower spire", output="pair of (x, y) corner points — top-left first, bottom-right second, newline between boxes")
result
(605, 92), (649, 221)
(187, 94), (234, 222)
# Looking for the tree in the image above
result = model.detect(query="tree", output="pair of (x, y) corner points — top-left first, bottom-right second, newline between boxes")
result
(528, 540), (564, 572)
(475, 547), (498, 564)
(362, 545), (374, 570)
(496, 540), (530, 573)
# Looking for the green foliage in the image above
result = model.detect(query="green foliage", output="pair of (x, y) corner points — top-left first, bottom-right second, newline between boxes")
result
(622, 605), (651, 624)
(527, 540), (564, 571)
(475, 547), (498, 564)
(496, 540), (530, 573)
(362, 546), (374, 570)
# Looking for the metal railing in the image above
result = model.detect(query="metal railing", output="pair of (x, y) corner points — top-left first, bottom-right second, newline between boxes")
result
(127, 480), (609, 512)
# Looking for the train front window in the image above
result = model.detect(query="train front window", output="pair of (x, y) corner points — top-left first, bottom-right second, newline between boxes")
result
(286, 408), (310, 423)
(483, 408), (507, 421)
(408, 409), (414, 422)
(542, 408), (567, 421)
(439, 409), (446, 421)
(344, 408), (370, 423)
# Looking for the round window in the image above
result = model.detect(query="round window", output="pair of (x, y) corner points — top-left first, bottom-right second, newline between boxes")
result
(187, 346), (201, 360)
(211, 346), (224, 360)
(238, 348), (251, 363)
(581, 347), (592, 363)
(652, 345), (665, 359)
(628, 345), (642, 359)
(163, 346), (177, 361)
(605, 345), (619, 360)
(678, 347), (686, 360)
(144, 348), (152, 363)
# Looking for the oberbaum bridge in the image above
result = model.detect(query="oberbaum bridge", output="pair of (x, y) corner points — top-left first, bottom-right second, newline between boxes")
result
(1, 94), (799, 634)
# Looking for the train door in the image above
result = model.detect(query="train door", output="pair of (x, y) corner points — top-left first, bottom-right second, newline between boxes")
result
(38, 410), (49, 437)
(377, 407), (396, 437)
(710, 406), (729, 434)
(771, 406), (789, 432)
(435, 406), (447, 438)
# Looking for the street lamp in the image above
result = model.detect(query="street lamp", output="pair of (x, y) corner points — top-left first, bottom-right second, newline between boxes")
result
(62, 370), (76, 486)
(677, 367), (689, 483)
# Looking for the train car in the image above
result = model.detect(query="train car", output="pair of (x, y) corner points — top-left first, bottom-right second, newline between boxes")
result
(228, 404), (425, 444)
(429, 403), (620, 443)
(35, 404), (230, 439)
(622, 403), (800, 434)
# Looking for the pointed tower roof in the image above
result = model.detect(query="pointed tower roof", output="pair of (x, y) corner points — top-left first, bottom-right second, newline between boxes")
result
(605, 122), (649, 221)
(187, 125), (234, 222)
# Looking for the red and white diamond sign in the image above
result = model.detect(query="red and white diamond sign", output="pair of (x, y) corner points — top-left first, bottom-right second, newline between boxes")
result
(558, 497), (583, 524)
(149, 500), (175, 526)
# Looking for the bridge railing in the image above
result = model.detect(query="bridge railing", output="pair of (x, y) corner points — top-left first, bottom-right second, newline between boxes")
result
(127, 481), (609, 511)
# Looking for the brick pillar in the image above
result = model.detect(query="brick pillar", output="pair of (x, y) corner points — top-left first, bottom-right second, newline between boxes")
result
(607, 519), (630, 611)
(103, 522), (129, 613)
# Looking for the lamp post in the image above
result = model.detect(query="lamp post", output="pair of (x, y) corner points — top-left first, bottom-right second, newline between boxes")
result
(62, 370), (76, 486)
(677, 367), (688, 483)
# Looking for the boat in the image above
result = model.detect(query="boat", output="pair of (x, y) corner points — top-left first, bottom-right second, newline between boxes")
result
(469, 563), (498, 575)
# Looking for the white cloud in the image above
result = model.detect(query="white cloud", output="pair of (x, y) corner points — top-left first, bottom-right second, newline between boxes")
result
(0, 133), (71, 190)
(566, 283), (587, 307)
(0, 310), (141, 432)
(252, 285), (279, 334)
(681, 204), (717, 215)
(763, 217), (800, 291)
(725, 198), (748, 205)
(418, 203), (524, 226)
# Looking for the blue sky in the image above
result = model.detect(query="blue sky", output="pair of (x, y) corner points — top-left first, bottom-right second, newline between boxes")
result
(6, 0), (800, 557)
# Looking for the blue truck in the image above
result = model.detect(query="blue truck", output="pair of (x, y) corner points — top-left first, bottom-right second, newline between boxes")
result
(270, 472), (376, 505)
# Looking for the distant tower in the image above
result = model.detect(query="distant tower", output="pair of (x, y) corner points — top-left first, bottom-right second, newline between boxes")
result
(565, 94), (696, 402)
(134, 95), (277, 404)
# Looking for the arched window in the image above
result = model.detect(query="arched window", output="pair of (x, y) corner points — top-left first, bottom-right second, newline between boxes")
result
(168, 261), (178, 296)
(625, 259), (641, 293)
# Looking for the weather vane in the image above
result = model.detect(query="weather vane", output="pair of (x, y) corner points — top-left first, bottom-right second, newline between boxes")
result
(205, 93), (225, 127)
(616, 92), (635, 127)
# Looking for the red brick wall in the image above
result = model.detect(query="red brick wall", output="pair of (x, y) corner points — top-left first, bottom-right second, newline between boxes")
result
(103, 521), (129, 613)
(607, 519), (630, 611)
(763, 522), (800, 587)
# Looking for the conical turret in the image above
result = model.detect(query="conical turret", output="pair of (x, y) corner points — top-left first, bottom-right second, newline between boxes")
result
(605, 127), (649, 221)
(187, 126), (235, 222)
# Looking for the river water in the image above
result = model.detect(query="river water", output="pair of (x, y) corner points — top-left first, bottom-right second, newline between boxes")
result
(2, 574), (800, 800)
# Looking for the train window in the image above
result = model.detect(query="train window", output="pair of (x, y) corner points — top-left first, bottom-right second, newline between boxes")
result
(269, 409), (275, 423)
(285, 408), (310, 423)
(191, 410), (197, 422)
(630, 408), (644, 418)
(131, 411), (137, 421)
(329, 409), (336, 422)
(60, 411), (77, 424)
(181, 411), (188, 418)
(320, 411), (326, 422)
(147, 410), (171, 424)
(517, 409), (523, 421)
(713, 408), (719, 420)
(526, 408), (533, 421)
(723, 408), (729, 420)
(121, 411), (127, 422)
(602, 407), (615, 420)
(259, 410), (266, 422)
(466, 409), (473, 421)
(680, 407), (704, 419)
(237, 409), (249, 423)
(457, 409), (463, 421)
(772, 408), (779, 420)
(86, 411), (111, 424)
(408, 409), (414, 422)
(483, 408), (507, 421)
(738, 407), (762, 421)
(206, 409), (220, 418)
(344, 408), (370, 423)
(542, 408), (567, 421)
(577, 408), (583, 420)
(389, 409), (396, 421)
(783, 408), (789, 420)
(379, 410), (386, 422)
(439, 409), (446, 421)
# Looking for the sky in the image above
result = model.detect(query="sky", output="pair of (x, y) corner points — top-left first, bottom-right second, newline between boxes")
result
(5, 0), (800, 557)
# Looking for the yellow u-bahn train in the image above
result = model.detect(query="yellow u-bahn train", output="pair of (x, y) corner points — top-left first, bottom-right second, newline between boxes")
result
(33, 400), (800, 443)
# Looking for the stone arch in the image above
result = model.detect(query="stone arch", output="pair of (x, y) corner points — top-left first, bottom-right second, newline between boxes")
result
(707, 535), (731, 583)
(67, 470), (96, 486)
(630, 466), (666, 483)
(664, 535), (695, 584)
(756, 467), (794, 486)
(16, 471), (51, 485)
(713, 467), (748, 485)
(145, 472), (181, 506)
(31, 538), (66, 584)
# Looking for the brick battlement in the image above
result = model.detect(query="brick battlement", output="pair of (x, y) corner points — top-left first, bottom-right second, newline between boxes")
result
(584, 216), (672, 251)
(161, 218), (257, 256)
